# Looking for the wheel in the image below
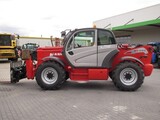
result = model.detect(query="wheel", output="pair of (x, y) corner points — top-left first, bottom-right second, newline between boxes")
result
(65, 72), (69, 81)
(112, 62), (144, 91)
(109, 71), (116, 84)
(10, 69), (15, 83)
(109, 71), (113, 79)
(36, 62), (66, 90)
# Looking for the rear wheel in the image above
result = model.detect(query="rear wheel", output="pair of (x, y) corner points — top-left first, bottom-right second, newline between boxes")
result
(36, 62), (66, 90)
(109, 71), (116, 85)
(109, 71), (113, 79)
(112, 62), (144, 91)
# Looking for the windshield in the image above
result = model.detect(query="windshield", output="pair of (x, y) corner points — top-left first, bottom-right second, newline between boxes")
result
(62, 30), (74, 46)
(0, 35), (12, 46)
(22, 43), (39, 50)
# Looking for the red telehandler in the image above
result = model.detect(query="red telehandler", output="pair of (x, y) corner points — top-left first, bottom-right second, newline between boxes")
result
(11, 28), (153, 91)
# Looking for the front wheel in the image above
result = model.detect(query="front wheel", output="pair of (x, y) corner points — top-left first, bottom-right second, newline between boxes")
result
(112, 62), (144, 91)
(36, 62), (66, 90)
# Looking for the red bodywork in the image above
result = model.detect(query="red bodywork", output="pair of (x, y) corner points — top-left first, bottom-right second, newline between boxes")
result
(25, 44), (153, 81)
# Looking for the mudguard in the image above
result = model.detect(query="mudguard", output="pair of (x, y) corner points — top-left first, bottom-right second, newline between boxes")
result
(42, 56), (65, 67)
(102, 49), (119, 68)
(120, 56), (144, 65)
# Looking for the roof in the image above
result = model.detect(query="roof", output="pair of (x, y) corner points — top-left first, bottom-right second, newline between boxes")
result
(20, 36), (50, 39)
(111, 19), (160, 36)
(112, 19), (160, 31)
(0, 33), (12, 35)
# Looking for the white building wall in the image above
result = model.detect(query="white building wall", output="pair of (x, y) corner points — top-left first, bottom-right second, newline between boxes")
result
(94, 4), (160, 29)
(116, 28), (160, 44)
(94, 4), (160, 44)
(17, 37), (53, 47)
(131, 28), (160, 44)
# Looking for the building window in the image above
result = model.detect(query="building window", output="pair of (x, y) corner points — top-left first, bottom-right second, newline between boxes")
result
(116, 35), (131, 44)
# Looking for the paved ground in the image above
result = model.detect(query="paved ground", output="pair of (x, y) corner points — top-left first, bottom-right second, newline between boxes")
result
(0, 67), (160, 120)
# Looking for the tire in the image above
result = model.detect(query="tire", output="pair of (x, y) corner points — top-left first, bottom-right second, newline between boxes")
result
(109, 71), (116, 85)
(112, 62), (144, 91)
(65, 72), (69, 81)
(10, 69), (15, 83)
(109, 71), (113, 79)
(36, 61), (66, 90)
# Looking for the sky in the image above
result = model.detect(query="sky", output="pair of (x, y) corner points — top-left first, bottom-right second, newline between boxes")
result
(0, 0), (160, 37)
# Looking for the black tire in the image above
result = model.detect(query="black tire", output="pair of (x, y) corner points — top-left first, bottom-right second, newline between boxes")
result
(109, 71), (116, 85)
(112, 62), (144, 91)
(10, 68), (16, 83)
(109, 71), (113, 79)
(65, 72), (69, 81)
(36, 61), (66, 90)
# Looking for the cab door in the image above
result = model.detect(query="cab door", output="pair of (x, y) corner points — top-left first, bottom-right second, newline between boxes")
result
(64, 29), (97, 67)
(97, 29), (118, 67)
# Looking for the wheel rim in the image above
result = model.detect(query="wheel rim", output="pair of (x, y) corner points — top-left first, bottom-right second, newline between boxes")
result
(120, 68), (138, 86)
(41, 67), (58, 84)
(10, 69), (14, 81)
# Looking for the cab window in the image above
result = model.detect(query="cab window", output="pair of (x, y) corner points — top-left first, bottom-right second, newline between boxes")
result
(73, 31), (95, 48)
(67, 30), (95, 51)
(98, 30), (116, 45)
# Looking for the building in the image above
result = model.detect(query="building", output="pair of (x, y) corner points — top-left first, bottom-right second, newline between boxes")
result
(17, 36), (62, 47)
(18, 36), (51, 47)
(94, 4), (160, 44)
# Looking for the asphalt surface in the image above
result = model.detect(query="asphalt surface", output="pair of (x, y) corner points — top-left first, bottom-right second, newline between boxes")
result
(0, 65), (160, 120)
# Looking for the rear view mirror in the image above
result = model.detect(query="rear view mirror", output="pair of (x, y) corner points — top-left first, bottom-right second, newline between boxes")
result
(61, 31), (66, 37)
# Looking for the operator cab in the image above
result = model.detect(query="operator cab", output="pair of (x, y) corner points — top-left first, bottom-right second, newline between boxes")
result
(62, 28), (118, 68)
